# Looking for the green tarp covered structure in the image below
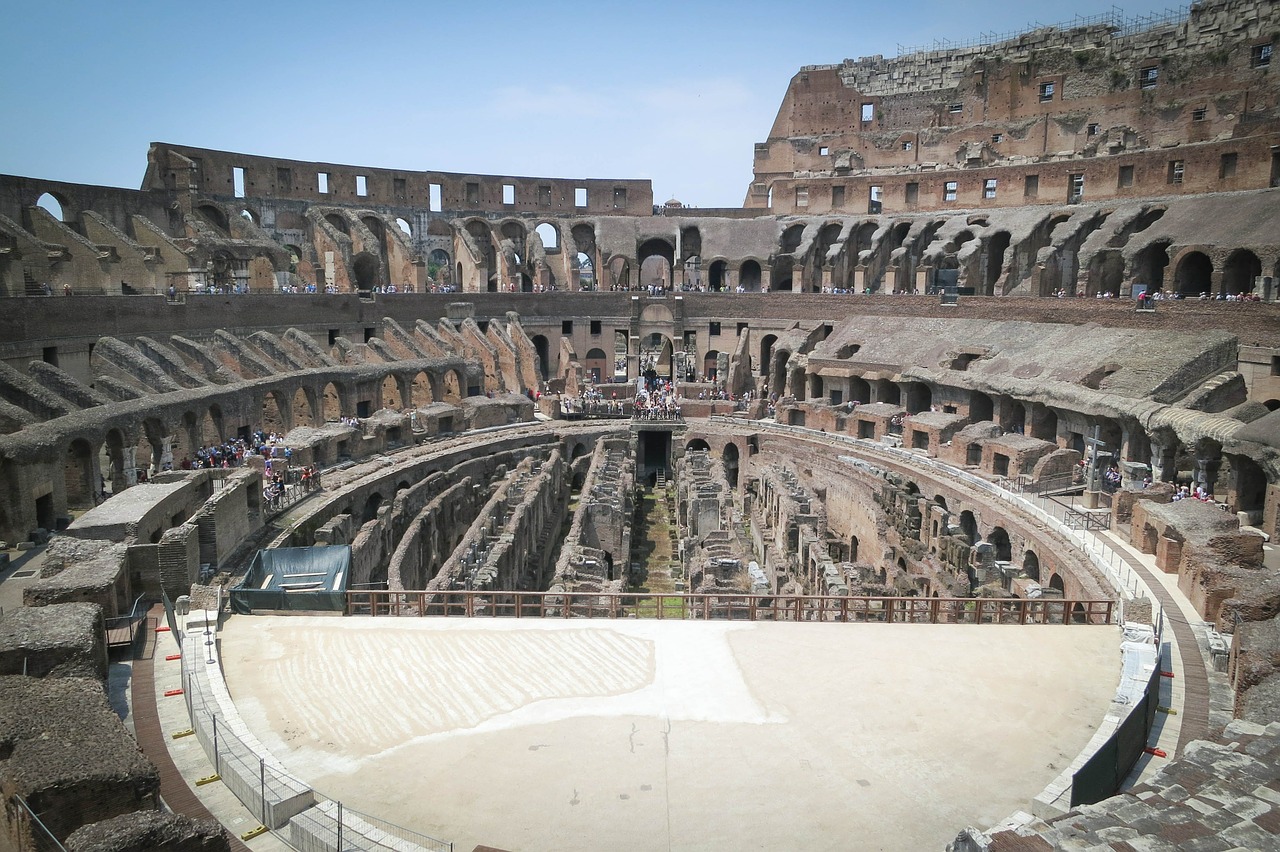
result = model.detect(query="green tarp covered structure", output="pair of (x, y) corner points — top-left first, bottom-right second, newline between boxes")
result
(231, 546), (352, 614)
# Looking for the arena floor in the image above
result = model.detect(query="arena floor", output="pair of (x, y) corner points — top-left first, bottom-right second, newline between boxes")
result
(219, 616), (1119, 852)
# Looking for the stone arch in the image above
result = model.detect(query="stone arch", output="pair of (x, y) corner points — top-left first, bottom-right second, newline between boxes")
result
(535, 222), (559, 251)
(531, 335), (551, 379)
(584, 348), (608, 383)
(1048, 573), (1065, 594)
(1222, 249), (1261, 295)
(443, 369), (463, 403)
(759, 335), (778, 377)
(1133, 241), (1171, 292)
(381, 374), (403, 410)
(771, 256), (794, 291)
(686, 438), (711, 453)
(64, 437), (97, 510)
(607, 255), (631, 290)
(139, 417), (168, 475)
(1173, 250), (1213, 296)
(903, 382), (932, 414)
(1087, 250), (1124, 296)
(1023, 549), (1041, 581)
(934, 494), (948, 510)
(36, 191), (72, 222)
(638, 238), (674, 289)
(987, 526), (1012, 562)
(412, 371), (434, 407)
(848, 535), (859, 562)
(103, 428), (127, 495)
(640, 333), (674, 379)
(322, 382), (344, 421)
(771, 349), (792, 396)
(739, 259), (763, 292)
(958, 510), (978, 546)
(292, 387), (316, 428)
(969, 391), (994, 423)
(325, 213), (350, 235)
(721, 442), (740, 489)
(256, 390), (284, 433)
(708, 259), (728, 292)
(240, 207), (259, 226)
(396, 218), (412, 237)
(197, 204), (230, 235)
(202, 405), (224, 445)
(849, 377), (871, 404)
(361, 491), (384, 524)
(703, 350), (721, 381)
(352, 251), (381, 291)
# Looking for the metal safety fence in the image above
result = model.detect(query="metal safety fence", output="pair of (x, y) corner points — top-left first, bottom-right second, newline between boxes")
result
(176, 598), (452, 852)
(347, 588), (1115, 625)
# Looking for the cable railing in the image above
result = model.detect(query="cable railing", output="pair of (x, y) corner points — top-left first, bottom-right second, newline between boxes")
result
(10, 795), (67, 852)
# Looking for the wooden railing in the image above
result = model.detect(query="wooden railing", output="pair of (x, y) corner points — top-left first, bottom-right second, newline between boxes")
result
(345, 590), (1114, 625)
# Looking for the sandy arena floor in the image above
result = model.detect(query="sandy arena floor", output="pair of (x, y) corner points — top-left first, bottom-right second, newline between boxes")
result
(220, 616), (1119, 852)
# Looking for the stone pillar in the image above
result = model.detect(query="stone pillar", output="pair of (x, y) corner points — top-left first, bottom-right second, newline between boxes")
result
(1194, 448), (1223, 497)
(821, 265), (834, 292)
(760, 267), (772, 292)
(1211, 270), (1225, 296)
(853, 266), (866, 293)
(1149, 440), (1178, 482)
(792, 264), (805, 293)
(914, 266), (929, 294)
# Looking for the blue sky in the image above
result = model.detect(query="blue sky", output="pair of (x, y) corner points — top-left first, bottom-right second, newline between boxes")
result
(1, 0), (1186, 207)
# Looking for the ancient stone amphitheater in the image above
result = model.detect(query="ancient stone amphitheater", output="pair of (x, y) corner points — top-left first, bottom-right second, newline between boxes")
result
(1, 1), (1279, 850)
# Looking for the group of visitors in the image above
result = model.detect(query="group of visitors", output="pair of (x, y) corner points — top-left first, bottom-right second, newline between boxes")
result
(1172, 483), (1216, 503)
(634, 380), (681, 420)
(561, 388), (627, 417)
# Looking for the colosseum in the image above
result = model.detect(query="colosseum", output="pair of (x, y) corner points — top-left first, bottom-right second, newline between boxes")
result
(1, 1), (1279, 850)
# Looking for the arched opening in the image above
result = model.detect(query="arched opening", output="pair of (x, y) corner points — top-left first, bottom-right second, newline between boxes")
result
(584, 348), (608, 384)
(362, 492), (384, 524)
(640, 333), (674, 379)
(771, 257), (793, 292)
(969, 392), (994, 423)
(987, 526), (1012, 562)
(261, 391), (288, 433)
(291, 387), (315, 428)
(443, 370), (463, 403)
(36, 192), (68, 222)
(848, 535), (859, 562)
(1230, 454), (1267, 521)
(323, 382), (343, 421)
(531, 335), (551, 380)
(759, 335), (778, 377)
(352, 252), (380, 291)
(984, 232), (1010, 295)
(686, 438), (711, 453)
(197, 204), (230, 236)
(240, 208), (258, 226)
(101, 428), (127, 495)
(1222, 249), (1261, 296)
(1048, 574), (1065, 594)
(1264, 399), (1280, 412)
(608, 256), (631, 290)
(903, 382), (932, 414)
(64, 438), (96, 510)
(772, 350), (792, 398)
(412, 372), (433, 407)
(1174, 251), (1213, 296)
(703, 350), (720, 382)
(325, 213), (349, 235)
(1029, 404), (1058, 441)
(934, 494), (948, 510)
(1023, 549), (1040, 582)
(396, 218), (412, 236)
(708, 260), (727, 292)
(849, 377), (871, 404)
(739, 260), (762, 293)
(721, 443), (740, 489)
(574, 251), (595, 290)
(1134, 241), (1171, 292)
(958, 510), (978, 546)
(1089, 250), (1125, 297)
(638, 238), (674, 290)
(201, 406), (223, 446)
(535, 222), (559, 251)
(381, 375), (402, 410)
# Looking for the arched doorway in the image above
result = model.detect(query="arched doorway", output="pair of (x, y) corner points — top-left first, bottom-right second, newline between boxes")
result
(686, 438), (711, 453)
(987, 527), (1012, 562)
(958, 511), (978, 546)
(584, 348), (608, 383)
(261, 391), (287, 433)
(1222, 249), (1261, 296)
(1174, 251), (1213, 296)
(531, 335), (550, 379)
(353, 252), (380, 291)
(759, 335), (778, 377)
(708, 260), (727, 292)
(638, 239), (674, 290)
(721, 443), (740, 489)
(739, 260), (762, 292)
(412, 372), (434, 407)
(322, 382), (343, 421)
(969, 392), (994, 423)
(1023, 549), (1041, 581)
(381, 375), (402, 410)
(292, 387), (315, 427)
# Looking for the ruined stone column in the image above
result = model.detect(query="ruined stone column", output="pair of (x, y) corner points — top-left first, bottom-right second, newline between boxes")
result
(1194, 449), (1223, 497)
(1149, 439), (1178, 483)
